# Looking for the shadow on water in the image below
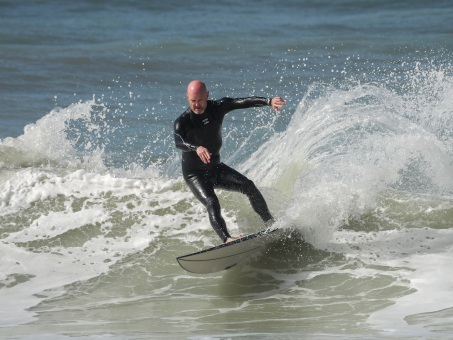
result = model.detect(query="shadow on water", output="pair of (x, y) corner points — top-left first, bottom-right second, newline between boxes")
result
(217, 228), (337, 298)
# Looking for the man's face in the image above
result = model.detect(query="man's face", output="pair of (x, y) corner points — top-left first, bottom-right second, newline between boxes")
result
(187, 90), (209, 115)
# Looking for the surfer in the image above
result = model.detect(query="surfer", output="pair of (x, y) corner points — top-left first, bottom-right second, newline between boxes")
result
(174, 80), (286, 243)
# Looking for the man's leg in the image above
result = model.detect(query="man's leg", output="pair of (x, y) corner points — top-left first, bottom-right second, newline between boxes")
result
(215, 163), (273, 223)
(184, 173), (232, 242)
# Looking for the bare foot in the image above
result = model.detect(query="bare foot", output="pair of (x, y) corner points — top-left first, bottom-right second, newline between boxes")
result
(265, 219), (275, 229)
(225, 234), (244, 243)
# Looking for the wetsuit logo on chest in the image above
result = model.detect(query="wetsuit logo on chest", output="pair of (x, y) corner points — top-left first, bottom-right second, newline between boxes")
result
(202, 117), (209, 125)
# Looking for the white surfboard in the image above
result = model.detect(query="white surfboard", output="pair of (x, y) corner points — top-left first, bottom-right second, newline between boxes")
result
(177, 228), (284, 274)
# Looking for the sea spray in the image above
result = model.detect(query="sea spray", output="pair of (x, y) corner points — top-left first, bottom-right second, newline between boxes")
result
(240, 64), (453, 248)
(0, 100), (105, 171)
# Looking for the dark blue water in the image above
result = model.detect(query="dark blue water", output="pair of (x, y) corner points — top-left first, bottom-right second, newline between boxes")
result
(1, 1), (453, 339)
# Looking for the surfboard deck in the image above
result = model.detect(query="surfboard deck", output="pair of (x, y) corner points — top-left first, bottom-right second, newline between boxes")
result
(176, 228), (284, 274)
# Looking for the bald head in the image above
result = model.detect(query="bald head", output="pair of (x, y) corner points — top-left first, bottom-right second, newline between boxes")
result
(186, 80), (209, 114)
(187, 80), (207, 95)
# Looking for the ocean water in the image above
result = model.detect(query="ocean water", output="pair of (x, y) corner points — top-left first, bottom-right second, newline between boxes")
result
(1, 0), (453, 338)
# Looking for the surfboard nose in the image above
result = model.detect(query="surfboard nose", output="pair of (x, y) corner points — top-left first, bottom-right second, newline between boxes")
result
(176, 228), (284, 274)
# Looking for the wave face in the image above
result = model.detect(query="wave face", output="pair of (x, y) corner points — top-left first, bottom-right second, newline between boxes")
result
(1, 0), (453, 338)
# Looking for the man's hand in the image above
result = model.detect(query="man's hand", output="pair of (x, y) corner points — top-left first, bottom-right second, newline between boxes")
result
(196, 146), (212, 164)
(270, 96), (286, 111)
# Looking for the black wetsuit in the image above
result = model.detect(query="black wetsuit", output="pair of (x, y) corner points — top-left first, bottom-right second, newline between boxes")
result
(174, 97), (273, 242)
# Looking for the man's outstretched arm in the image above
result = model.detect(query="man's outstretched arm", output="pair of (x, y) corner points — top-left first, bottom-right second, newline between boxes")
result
(220, 96), (286, 112)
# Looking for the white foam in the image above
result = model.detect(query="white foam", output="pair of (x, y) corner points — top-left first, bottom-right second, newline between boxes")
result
(0, 166), (200, 326)
(368, 251), (453, 336)
(7, 208), (108, 242)
(327, 226), (453, 336)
